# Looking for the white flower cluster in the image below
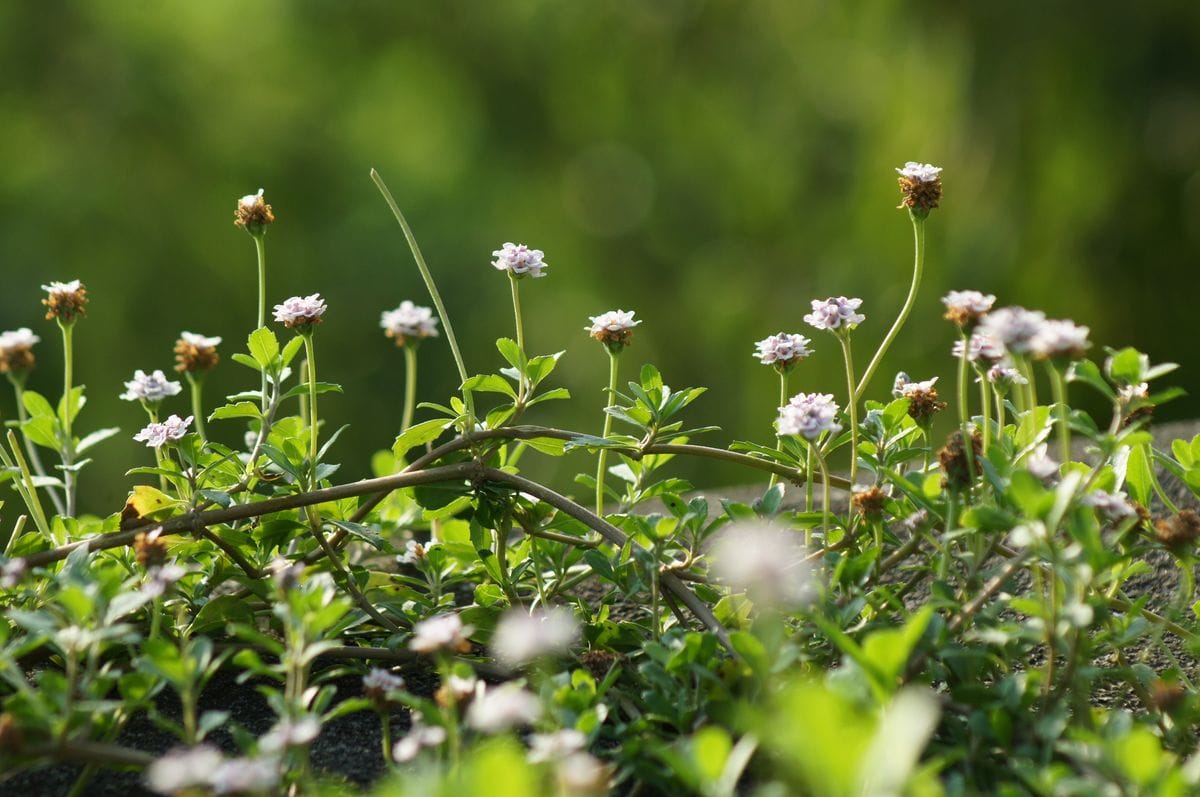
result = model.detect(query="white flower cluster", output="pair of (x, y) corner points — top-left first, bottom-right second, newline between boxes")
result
(893, 374), (939, 398)
(585, 309), (640, 335)
(409, 613), (472, 655)
(942, 290), (995, 316)
(380, 300), (439, 342)
(145, 746), (279, 796)
(362, 668), (405, 694)
(120, 369), (183, 403)
(896, 162), (942, 182)
(393, 720), (447, 762)
(273, 293), (327, 328)
(777, 392), (842, 440)
(179, 331), (222, 349)
(753, 332), (813, 367)
(804, 296), (865, 332)
(492, 242), (548, 278)
(0, 327), (39, 352)
(1082, 490), (1136, 522)
(42, 279), (83, 298)
(466, 682), (543, 733)
(132, 414), (192, 448)
(710, 521), (814, 609)
(951, 332), (1005, 364)
(490, 607), (580, 668)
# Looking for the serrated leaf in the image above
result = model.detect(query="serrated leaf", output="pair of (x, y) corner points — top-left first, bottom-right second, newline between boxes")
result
(247, 327), (279, 368)
(22, 390), (55, 420)
(461, 374), (517, 398)
(209, 402), (262, 421)
(496, 337), (524, 369)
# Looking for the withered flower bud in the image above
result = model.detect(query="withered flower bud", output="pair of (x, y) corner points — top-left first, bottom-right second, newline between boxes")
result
(174, 332), (222, 373)
(1154, 510), (1200, 555)
(939, 429), (982, 490)
(134, 528), (168, 569)
(1151, 678), (1187, 714)
(896, 162), (943, 219)
(234, 188), (275, 235)
(0, 328), (39, 377)
(899, 379), (947, 424)
(581, 649), (623, 681)
(0, 713), (23, 752)
(586, 310), (641, 354)
(41, 280), (88, 324)
(852, 485), (889, 521)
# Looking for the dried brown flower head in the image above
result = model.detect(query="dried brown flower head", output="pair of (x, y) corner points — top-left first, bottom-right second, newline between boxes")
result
(134, 528), (168, 569)
(42, 280), (88, 323)
(852, 485), (889, 520)
(581, 649), (624, 681)
(896, 162), (943, 218)
(0, 712), (22, 752)
(1154, 510), (1200, 555)
(174, 332), (222, 373)
(939, 429), (982, 490)
(234, 188), (275, 234)
(1150, 678), (1187, 714)
(0, 328), (38, 376)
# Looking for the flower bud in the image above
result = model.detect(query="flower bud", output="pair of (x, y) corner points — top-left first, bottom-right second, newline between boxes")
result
(234, 188), (275, 235)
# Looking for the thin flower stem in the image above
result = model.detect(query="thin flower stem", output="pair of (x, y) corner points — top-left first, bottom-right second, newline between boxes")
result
(1048, 364), (1072, 465)
(806, 440), (831, 548)
(979, 373), (992, 454)
(995, 386), (1006, 432)
(11, 378), (65, 515)
(595, 350), (620, 515)
(770, 370), (789, 489)
(956, 333), (976, 494)
(508, 271), (527, 404)
(838, 334), (859, 484)
(302, 334), (320, 465)
(253, 233), (269, 413)
(401, 345), (418, 433)
(59, 320), (76, 517)
(4, 431), (51, 539)
(805, 445), (814, 513)
(856, 214), (925, 401)
(371, 169), (475, 425)
(188, 373), (207, 443)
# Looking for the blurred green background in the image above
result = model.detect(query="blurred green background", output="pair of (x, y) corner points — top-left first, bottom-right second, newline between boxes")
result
(2, 1), (1199, 512)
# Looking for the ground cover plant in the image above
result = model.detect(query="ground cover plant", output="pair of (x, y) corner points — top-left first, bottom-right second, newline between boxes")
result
(2, 164), (1200, 796)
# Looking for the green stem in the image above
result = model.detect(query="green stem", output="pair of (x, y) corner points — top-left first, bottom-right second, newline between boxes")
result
(253, 233), (269, 413)
(381, 713), (392, 765)
(595, 350), (620, 516)
(1048, 365), (1071, 465)
(12, 378), (65, 515)
(957, 334), (976, 494)
(979, 371), (992, 455)
(855, 213), (924, 401)
(302, 334), (319, 466)
(805, 445), (814, 514)
(806, 440), (832, 548)
(994, 385), (1006, 432)
(838, 334), (859, 485)
(371, 170), (475, 426)
(508, 272), (527, 404)
(770, 370), (789, 489)
(5, 431), (51, 539)
(188, 373), (207, 443)
(59, 321), (76, 517)
(401, 345), (417, 433)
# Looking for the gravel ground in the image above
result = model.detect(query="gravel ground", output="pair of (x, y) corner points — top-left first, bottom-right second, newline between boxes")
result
(4, 421), (1199, 795)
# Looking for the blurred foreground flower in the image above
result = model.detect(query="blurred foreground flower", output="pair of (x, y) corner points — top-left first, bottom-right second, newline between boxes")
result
(710, 521), (814, 609)
(381, 300), (439, 346)
(491, 607), (580, 668)
(410, 613), (472, 655)
(466, 682), (543, 733)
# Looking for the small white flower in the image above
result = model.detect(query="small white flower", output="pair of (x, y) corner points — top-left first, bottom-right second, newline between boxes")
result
(896, 162), (942, 182)
(273, 293), (327, 328)
(142, 563), (187, 598)
(1029, 319), (1090, 360)
(259, 716), (320, 754)
(1083, 490), (1136, 522)
(753, 333), (813, 367)
(145, 746), (225, 795)
(396, 539), (429, 565)
(893, 375), (939, 397)
(440, 674), (478, 704)
(985, 361), (1027, 389)
(133, 415), (193, 448)
(393, 723), (447, 762)
(710, 521), (814, 609)
(803, 296), (865, 332)
(528, 729), (587, 764)
(491, 607), (580, 668)
(466, 682), (543, 733)
(409, 613), (473, 655)
(977, 306), (1047, 355)
(492, 242), (548, 278)
(952, 332), (1006, 364)
(942, 290), (996, 316)
(1025, 448), (1060, 483)
(585, 309), (640, 335)
(240, 188), (265, 209)
(556, 751), (611, 794)
(180, 331), (223, 348)
(120, 369), (183, 403)
(210, 757), (280, 796)
(1, 558), (26, 589)
(1118, 382), (1150, 405)
(894, 509), (930, 535)
(42, 279), (83, 296)
(777, 392), (842, 440)
(381, 301), (440, 343)
(1009, 521), (1048, 548)
(0, 327), (39, 351)
(363, 668), (405, 694)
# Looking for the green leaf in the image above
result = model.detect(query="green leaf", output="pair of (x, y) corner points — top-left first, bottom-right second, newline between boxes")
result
(76, 426), (120, 454)
(392, 418), (452, 459)
(230, 352), (263, 372)
(281, 382), (344, 400)
(496, 338), (524, 369)
(247, 327), (280, 368)
(328, 520), (388, 551)
(461, 374), (517, 399)
(57, 385), (85, 427)
(526, 387), (571, 407)
(640, 363), (663, 392)
(209, 402), (262, 421)
(1106, 347), (1145, 384)
(21, 416), (59, 450)
(22, 390), (55, 420)
(281, 335), (305, 366)
(1124, 443), (1153, 507)
(525, 351), (564, 387)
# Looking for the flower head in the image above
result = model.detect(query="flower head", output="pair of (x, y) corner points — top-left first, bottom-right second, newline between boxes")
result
(984, 361), (1027, 392)
(710, 521), (815, 609)
(120, 369), (183, 403)
(1030, 319), (1090, 361)
(753, 333), (813, 371)
(397, 539), (429, 565)
(142, 562), (187, 599)
(491, 607), (580, 668)
(134, 527), (168, 569)
(0, 328), (39, 375)
(259, 716), (320, 754)
(234, 188), (275, 234)
(528, 729), (587, 764)
(938, 430), (982, 490)
(777, 392), (842, 440)
(586, 309), (641, 352)
(952, 332), (1006, 365)
(942, 290), (996, 329)
(492, 242), (548, 279)
(363, 669), (405, 705)
(132, 415), (193, 448)
(381, 301), (439, 347)
(893, 375), (946, 423)
(145, 746), (225, 795)
(210, 757), (280, 795)
(1082, 490), (1136, 523)
(393, 722), (447, 762)
(896, 162), (943, 217)
(410, 613), (473, 655)
(273, 293), (327, 331)
(174, 332), (222, 373)
(803, 297), (864, 333)
(466, 682), (543, 733)
(978, 306), (1047, 355)
(42, 280), (88, 323)
(1155, 510), (1200, 554)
